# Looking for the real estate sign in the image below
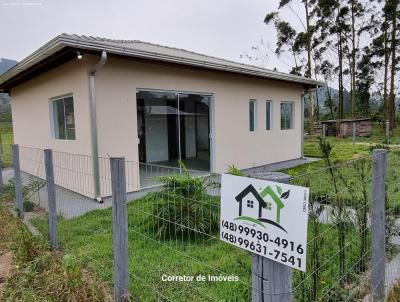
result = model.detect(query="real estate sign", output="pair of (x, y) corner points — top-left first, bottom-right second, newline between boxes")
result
(220, 174), (309, 271)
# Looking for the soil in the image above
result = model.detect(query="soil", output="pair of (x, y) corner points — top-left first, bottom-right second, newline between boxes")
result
(0, 251), (13, 295)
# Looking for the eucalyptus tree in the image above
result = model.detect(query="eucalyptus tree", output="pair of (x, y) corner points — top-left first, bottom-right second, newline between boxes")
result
(348, 0), (367, 117)
(264, 0), (319, 135)
(316, 60), (336, 119)
(356, 49), (374, 117)
(314, 0), (351, 120)
(386, 0), (399, 130)
(368, 0), (399, 129)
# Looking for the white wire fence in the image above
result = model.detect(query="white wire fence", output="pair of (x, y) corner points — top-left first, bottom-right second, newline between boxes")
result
(1, 144), (400, 301)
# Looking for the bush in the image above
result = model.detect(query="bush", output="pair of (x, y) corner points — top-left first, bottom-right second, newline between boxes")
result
(0, 178), (45, 210)
(388, 281), (400, 302)
(0, 181), (16, 202)
(151, 162), (219, 239)
(370, 143), (390, 151)
(227, 164), (245, 176)
(23, 200), (35, 212)
(63, 254), (82, 287)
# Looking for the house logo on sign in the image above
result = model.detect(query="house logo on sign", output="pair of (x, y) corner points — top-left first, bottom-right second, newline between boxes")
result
(234, 184), (290, 232)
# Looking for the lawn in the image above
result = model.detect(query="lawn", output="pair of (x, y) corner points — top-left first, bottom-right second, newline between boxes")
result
(32, 194), (253, 302)
(284, 137), (400, 211)
(31, 188), (376, 302)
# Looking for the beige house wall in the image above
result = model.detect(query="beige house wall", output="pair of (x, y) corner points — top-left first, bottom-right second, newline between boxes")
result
(10, 59), (92, 154)
(94, 55), (303, 174)
(10, 54), (304, 197)
(10, 59), (97, 197)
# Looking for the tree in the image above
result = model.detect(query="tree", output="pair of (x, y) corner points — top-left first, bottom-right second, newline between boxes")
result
(264, 0), (319, 134)
(356, 50), (374, 117)
(264, 12), (305, 75)
(386, 0), (400, 129)
(348, 0), (366, 118)
(317, 60), (336, 119)
(369, 0), (399, 129)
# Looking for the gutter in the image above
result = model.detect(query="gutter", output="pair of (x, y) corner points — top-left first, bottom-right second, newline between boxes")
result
(59, 36), (322, 86)
(88, 50), (107, 202)
(0, 35), (325, 89)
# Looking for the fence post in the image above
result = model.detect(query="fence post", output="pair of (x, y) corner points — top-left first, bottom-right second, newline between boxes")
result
(352, 122), (356, 145)
(12, 144), (23, 217)
(322, 123), (326, 139)
(110, 157), (129, 302)
(252, 175), (292, 302)
(44, 149), (59, 250)
(386, 120), (390, 142)
(371, 149), (387, 302)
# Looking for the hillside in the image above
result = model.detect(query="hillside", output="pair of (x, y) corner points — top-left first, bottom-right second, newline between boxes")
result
(0, 58), (17, 123)
(0, 58), (17, 75)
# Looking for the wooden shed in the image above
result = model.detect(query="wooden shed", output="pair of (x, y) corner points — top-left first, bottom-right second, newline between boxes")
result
(321, 118), (372, 138)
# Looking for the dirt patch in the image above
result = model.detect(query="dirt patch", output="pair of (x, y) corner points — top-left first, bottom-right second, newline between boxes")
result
(0, 252), (13, 294)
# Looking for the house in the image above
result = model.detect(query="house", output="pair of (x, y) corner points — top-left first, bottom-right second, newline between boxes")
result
(234, 184), (287, 231)
(260, 186), (285, 224)
(0, 34), (322, 200)
(235, 184), (266, 218)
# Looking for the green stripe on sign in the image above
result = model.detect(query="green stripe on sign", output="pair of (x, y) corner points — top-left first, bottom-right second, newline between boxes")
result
(234, 216), (266, 228)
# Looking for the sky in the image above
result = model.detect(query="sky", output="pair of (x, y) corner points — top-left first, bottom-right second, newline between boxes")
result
(0, 0), (306, 74)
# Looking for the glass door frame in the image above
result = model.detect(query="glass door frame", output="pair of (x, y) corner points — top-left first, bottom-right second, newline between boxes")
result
(136, 88), (215, 172)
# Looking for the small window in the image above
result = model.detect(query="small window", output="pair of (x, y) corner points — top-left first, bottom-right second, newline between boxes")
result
(266, 101), (272, 130)
(249, 100), (257, 132)
(247, 200), (254, 208)
(281, 102), (294, 130)
(52, 95), (75, 140)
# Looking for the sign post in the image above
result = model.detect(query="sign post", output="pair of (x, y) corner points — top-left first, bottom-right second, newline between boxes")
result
(220, 174), (309, 301)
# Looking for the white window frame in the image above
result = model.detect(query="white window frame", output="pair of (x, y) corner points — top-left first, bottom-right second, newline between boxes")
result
(49, 93), (76, 140)
(249, 99), (257, 132)
(266, 100), (273, 131)
(280, 101), (295, 130)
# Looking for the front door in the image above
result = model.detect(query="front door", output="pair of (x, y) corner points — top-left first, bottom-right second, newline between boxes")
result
(136, 90), (211, 172)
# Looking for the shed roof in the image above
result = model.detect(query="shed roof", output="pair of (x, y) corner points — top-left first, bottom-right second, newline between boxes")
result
(321, 118), (372, 123)
(0, 34), (324, 91)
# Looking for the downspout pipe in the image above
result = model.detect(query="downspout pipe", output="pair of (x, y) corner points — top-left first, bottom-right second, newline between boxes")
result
(301, 88), (309, 159)
(89, 50), (107, 202)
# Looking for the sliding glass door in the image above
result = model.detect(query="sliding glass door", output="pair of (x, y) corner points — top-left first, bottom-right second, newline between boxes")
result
(137, 90), (211, 171)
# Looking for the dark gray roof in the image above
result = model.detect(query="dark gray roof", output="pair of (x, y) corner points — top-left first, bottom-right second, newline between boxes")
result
(0, 34), (324, 89)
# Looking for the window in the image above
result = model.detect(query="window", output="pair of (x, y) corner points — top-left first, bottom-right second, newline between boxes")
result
(52, 95), (75, 140)
(281, 102), (294, 130)
(266, 101), (272, 130)
(247, 200), (254, 208)
(249, 100), (256, 132)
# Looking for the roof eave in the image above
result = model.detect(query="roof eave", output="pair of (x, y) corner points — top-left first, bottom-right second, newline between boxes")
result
(0, 35), (325, 90)
(59, 36), (324, 87)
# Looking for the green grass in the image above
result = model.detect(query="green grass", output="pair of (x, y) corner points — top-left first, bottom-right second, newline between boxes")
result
(32, 194), (252, 302)
(282, 137), (372, 176)
(31, 189), (378, 302)
(0, 122), (13, 167)
(0, 205), (108, 301)
(26, 128), (400, 301)
(284, 137), (400, 211)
